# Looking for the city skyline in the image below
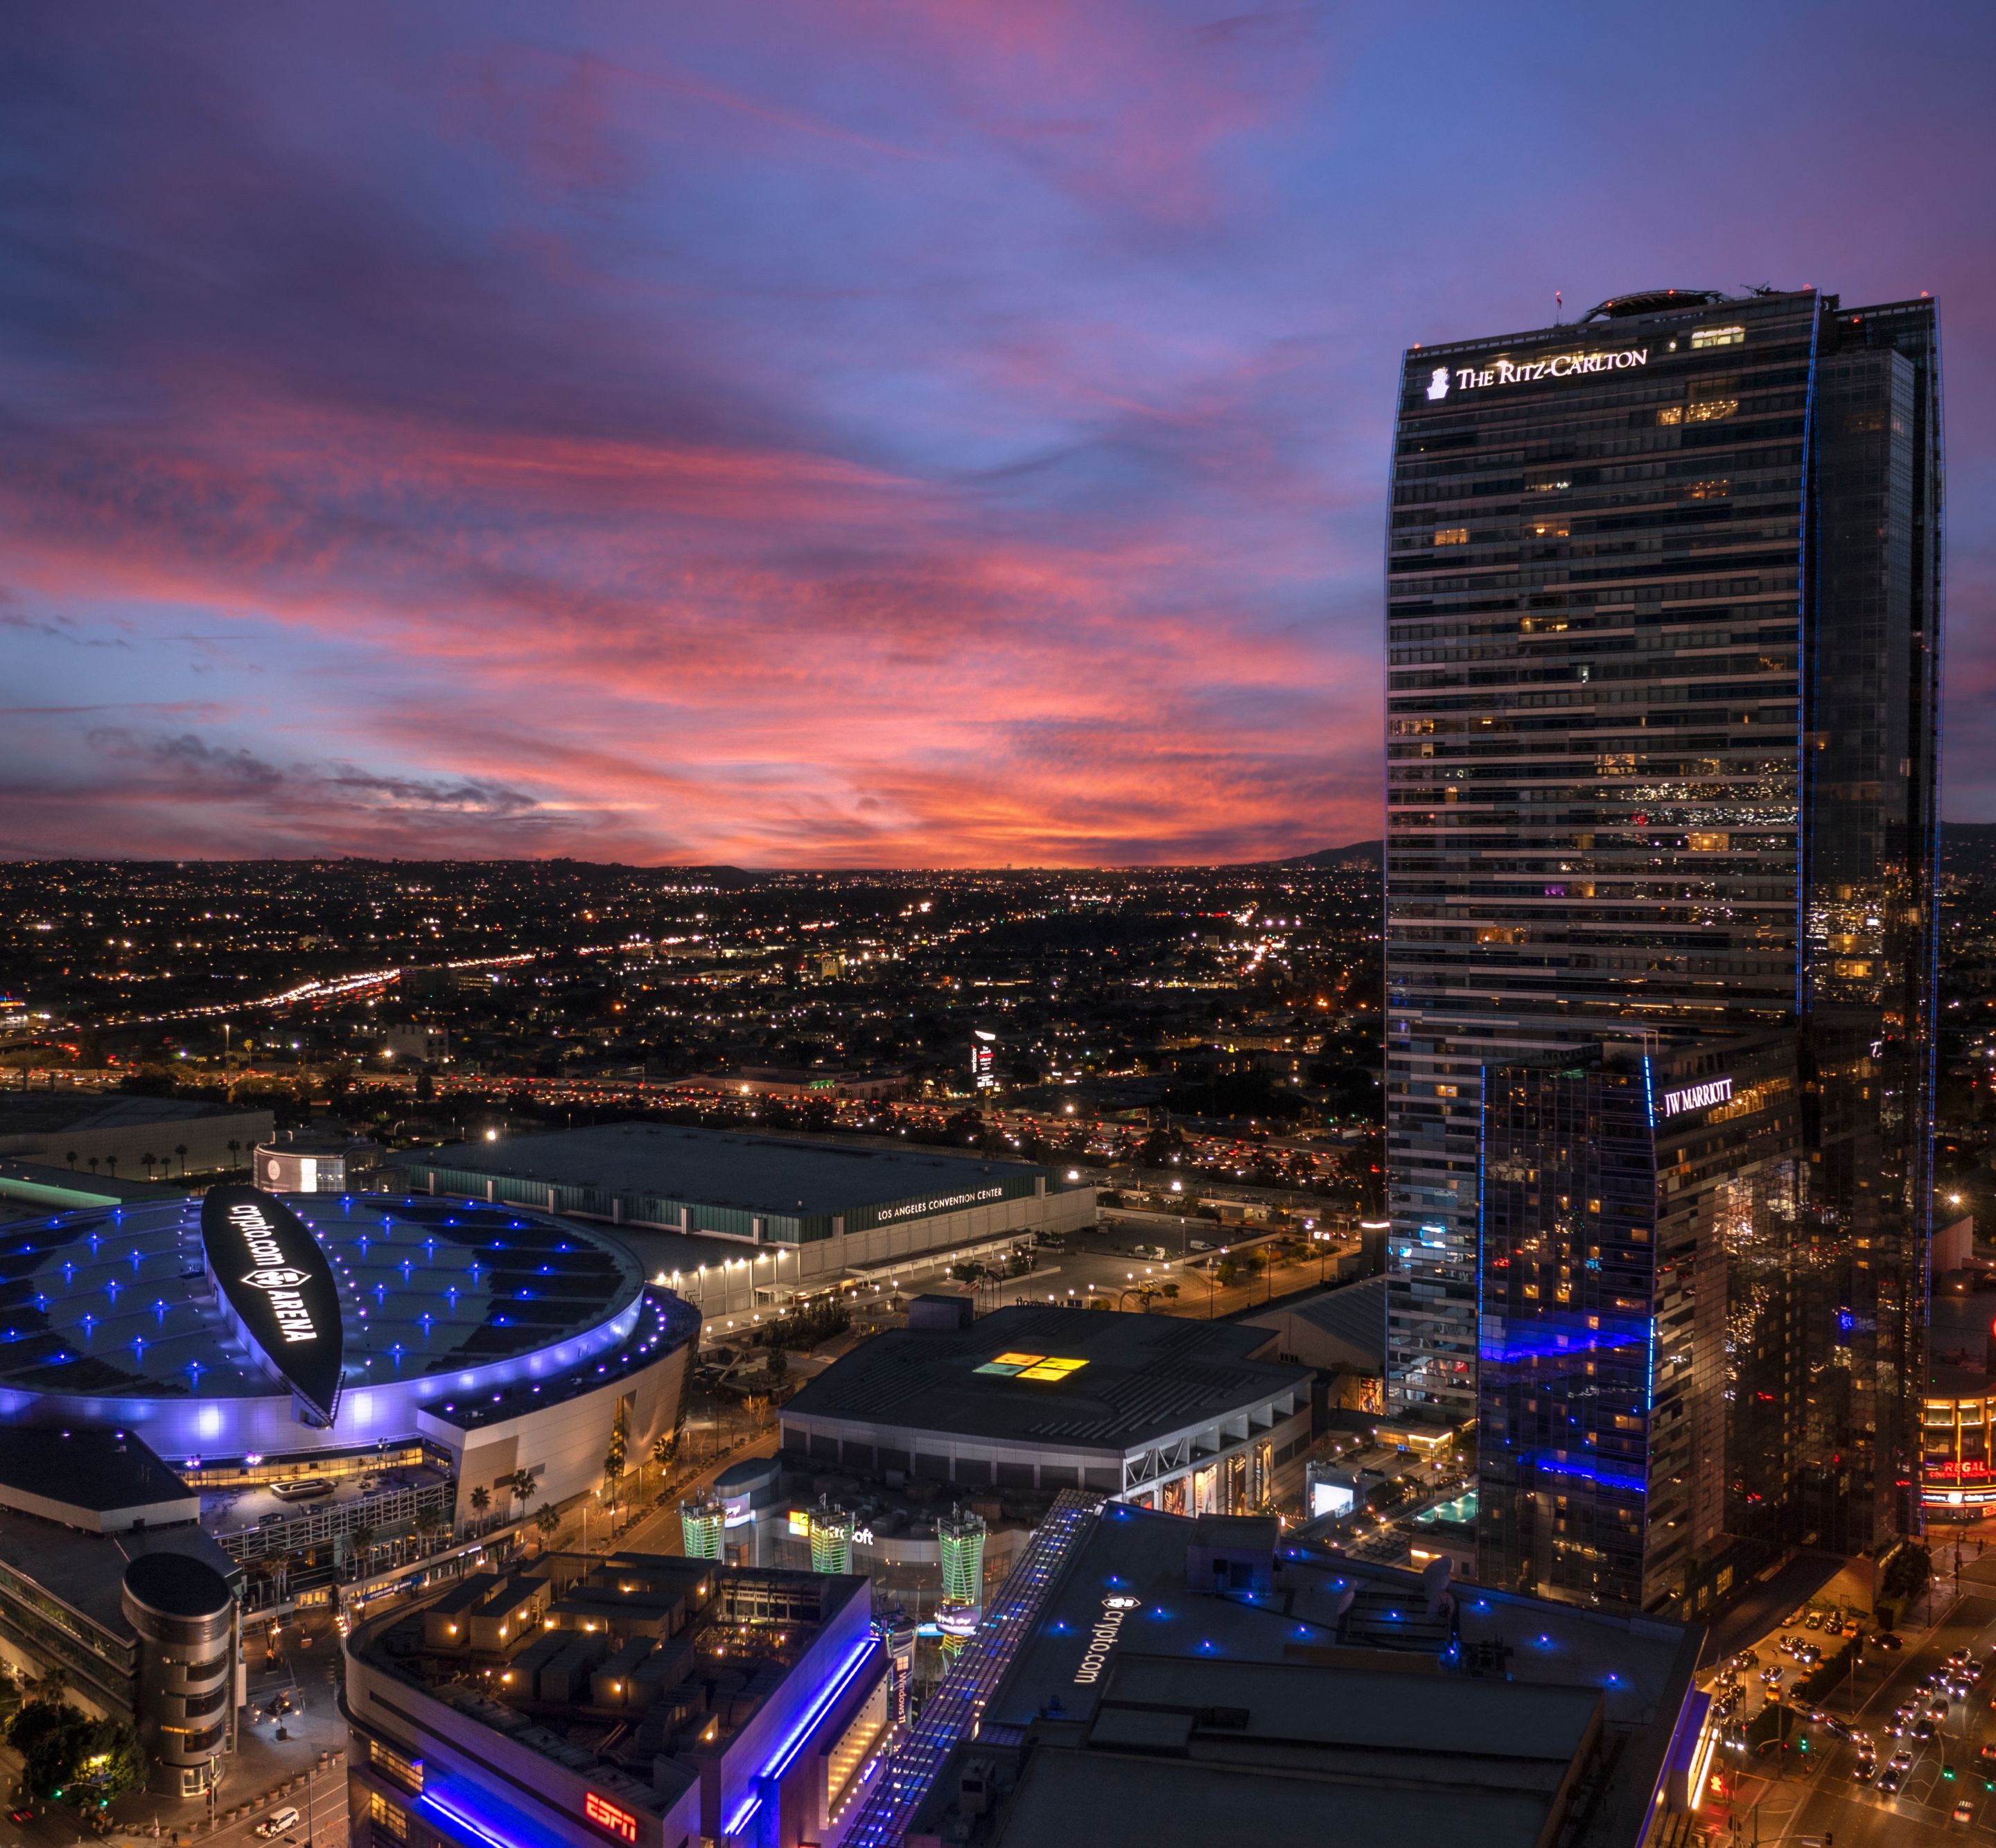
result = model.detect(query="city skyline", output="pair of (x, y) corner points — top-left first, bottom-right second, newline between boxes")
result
(3, 3), (1994, 867)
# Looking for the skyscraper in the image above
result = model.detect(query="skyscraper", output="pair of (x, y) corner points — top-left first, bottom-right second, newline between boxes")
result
(1382, 288), (1941, 1605)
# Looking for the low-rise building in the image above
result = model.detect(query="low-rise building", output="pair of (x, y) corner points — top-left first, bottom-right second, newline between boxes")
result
(779, 1305), (1313, 1513)
(844, 1502), (1710, 1848)
(0, 1427), (244, 1798)
(386, 1123), (1095, 1321)
(0, 1091), (272, 1180)
(344, 1553), (890, 1848)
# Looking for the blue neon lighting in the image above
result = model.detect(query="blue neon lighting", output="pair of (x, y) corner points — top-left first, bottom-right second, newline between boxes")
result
(1528, 1455), (1647, 1495)
(423, 1793), (517, 1848)
(723, 1635), (879, 1836)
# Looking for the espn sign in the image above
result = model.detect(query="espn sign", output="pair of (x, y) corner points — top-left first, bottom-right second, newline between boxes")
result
(584, 1792), (638, 1843)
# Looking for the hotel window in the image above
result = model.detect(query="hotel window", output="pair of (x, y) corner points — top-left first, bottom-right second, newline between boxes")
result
(370, 1792), (409, 1841)
(1433, 527), (1469, 545)
(1687, 398), (1739, 423)
(1655, 405), (1684, 426)
(369, 1739), (423, 1792)
(1690, 324), (1745, 349)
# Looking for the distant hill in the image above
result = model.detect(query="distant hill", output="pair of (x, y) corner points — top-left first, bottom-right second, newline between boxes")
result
(1273, 841), (1382, 870)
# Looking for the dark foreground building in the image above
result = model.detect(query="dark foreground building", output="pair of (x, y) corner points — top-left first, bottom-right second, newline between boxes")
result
(1383, 287), (1942, 1595)
(839, 1499), (1708, 1848)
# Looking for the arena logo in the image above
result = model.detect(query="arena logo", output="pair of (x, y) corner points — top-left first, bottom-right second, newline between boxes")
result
(1073, 1592), (1142, 1685)
(227, 1206), (322, 1344)
(1428, 346), (1649, 398)
(1659, 1076), (1733, 1118)
(200, 1185), (345, 1425)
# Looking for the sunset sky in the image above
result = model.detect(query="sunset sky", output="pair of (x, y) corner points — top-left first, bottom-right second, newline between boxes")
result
(3, 1), (1991, 865)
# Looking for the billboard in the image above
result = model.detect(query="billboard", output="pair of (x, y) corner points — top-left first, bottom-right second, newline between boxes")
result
(199, 1185), (345, 1426)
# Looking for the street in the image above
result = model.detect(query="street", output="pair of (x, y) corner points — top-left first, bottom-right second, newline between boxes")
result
(1703, 1559), (1996, 1848)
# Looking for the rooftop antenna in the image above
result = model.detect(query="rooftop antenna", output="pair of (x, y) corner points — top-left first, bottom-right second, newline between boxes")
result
(1554, 289), (1563, 325)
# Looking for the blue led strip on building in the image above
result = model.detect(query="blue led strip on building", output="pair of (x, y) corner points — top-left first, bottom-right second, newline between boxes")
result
(722, 1634), (881, 1838)
(843, 1490), (1099, 1848)
(422, 1792), (522, 1848)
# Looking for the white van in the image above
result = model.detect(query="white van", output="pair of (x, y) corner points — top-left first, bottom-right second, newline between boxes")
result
(255, 1806), (301, 1838)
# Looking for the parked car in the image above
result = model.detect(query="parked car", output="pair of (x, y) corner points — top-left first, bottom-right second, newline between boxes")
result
(254, 1808), (301, 1840)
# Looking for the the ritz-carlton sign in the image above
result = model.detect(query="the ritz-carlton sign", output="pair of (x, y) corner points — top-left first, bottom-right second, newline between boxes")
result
(1426, 345), (1649, 401)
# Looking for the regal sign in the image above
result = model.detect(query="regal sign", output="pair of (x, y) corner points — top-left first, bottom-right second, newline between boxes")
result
(1425, 345), (1649, 400)
(200, 1185), (344, 1425)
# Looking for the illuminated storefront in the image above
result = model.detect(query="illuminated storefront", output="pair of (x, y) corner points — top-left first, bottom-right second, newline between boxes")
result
(1922, 1377), (1996, 1513)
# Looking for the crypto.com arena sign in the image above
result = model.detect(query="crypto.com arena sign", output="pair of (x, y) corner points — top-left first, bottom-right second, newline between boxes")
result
(200, 1184), (345, 1426)
(1426, 345), (1649, 400)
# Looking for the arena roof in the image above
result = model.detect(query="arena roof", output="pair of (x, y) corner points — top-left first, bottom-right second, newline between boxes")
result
(408, 1122), (1051, 1217)
(0, 1192), (646, 1402)
(780, 1306), (1309, 1454)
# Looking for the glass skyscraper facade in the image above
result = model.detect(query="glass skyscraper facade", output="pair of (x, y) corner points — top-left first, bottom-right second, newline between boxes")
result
(1383, 287), (1941, 1601)
(1477, 1037), (1801, 1613)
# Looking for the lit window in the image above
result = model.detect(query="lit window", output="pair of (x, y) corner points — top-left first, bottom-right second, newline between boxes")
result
(369, 1793), (408, 1841)
(1688, 832), (1730, 852)
(369, 1741), (423, 1792)
(1686, 477), (1731, 499)
(1433, 527), (1469, 546)
(1686, 398), (1738, 423)
(1655, 405), (1683, 426)
(1690, 324), (1744, 349)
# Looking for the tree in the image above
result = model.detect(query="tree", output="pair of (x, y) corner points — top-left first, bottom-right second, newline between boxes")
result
(140, 1152), (157, 1181)
(174, 1143), (189, 1176)
(469, 1486), (490, 1533)
(349, 1524), (376, 1576)
(227, 1138), (242, 1172)
(8, 1698), (96, 1802)
(64, 1150), (78, 1170)
(103, 1155), (116, 1178)
(25, 1663), (68, 1704)
(534, 1503), (561, 1554)
(87, 1156), (99, 1176)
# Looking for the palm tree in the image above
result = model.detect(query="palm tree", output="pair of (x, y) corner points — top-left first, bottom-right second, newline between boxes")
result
(534, 1503), (561, 1555)
(511, 1469), (537, 1520)
(174, 1142), (189, 1176)
(64, 1150), (78, 1170)
(104, 1154), (119, 1179)
(141, 1152), (157, 1180)
(469, 1485), (490, 1533)
(87, 1156), (99, 1176)
(349, 1524), (375, 1578)
(227, 1138), (242, 1173)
